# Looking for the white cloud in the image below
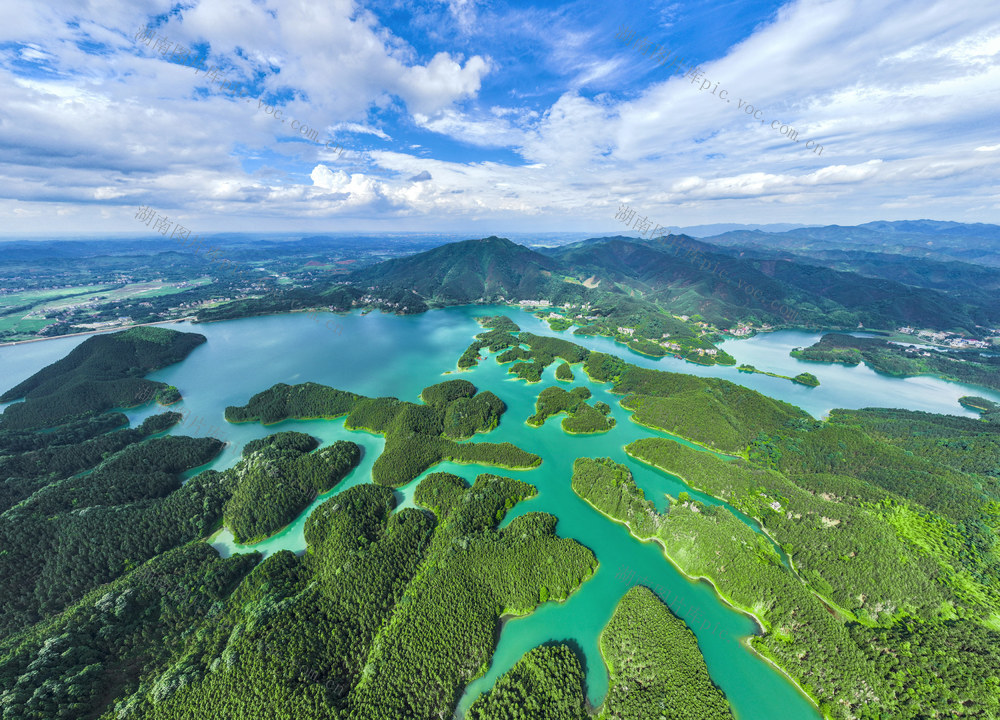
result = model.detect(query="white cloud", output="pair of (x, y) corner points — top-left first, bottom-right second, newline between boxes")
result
(0, 0), (998, 232)
(333, 122), (392, 140)
(396, 52), (490, 116)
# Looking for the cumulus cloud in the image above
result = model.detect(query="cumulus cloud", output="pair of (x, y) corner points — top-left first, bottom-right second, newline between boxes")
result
(396, 52), (490, 116)
(0, 0), (997, 232)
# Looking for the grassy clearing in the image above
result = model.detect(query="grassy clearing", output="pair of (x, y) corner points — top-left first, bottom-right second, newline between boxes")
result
(0, 316), (53, 335)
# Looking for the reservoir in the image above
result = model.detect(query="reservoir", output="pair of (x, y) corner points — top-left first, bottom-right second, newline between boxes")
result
(2, 306), (998, 719)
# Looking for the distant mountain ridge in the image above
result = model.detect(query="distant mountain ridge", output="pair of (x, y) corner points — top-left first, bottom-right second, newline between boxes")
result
(345, 232), (999, 332)
(702, 219), (1000, 267)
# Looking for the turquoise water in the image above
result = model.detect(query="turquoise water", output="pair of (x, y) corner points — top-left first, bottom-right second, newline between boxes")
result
(3, 306), (999, 719)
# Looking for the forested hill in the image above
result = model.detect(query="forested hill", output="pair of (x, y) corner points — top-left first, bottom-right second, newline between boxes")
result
(0, 326), (205, 430)
(549, 235), (995, 329)
(348, 235), (562, 303)
(343, 233), (993, 331)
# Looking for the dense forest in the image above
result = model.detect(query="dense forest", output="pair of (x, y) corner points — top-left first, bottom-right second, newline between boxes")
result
(223, 432), (361, 542)
(466, 644), (589, 720)
(527, 386), (615, 433)
(458, 315), (523, 369)
(570, 457), (660, 538)
(0, 326), (206, 429)
(226, 379), (540, 487)
(478, 325), (1000, 719)
(20, 471), (594, 720)
(0, 328), (599, 720)
(3, 316), (1000, 720)
(599, 586), (733, 720)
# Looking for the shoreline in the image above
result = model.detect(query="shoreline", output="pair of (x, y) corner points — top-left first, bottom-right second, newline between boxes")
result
(574, 493), (825, 717)
(0, 317), (195, 347)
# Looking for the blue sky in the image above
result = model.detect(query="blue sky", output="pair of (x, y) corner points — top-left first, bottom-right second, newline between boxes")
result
(1, 0), (998, 234)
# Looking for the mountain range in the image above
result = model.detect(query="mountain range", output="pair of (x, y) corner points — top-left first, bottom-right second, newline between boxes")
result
(345, 232), (1000, 332)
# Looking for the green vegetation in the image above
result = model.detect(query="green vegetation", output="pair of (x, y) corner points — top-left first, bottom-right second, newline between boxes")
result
(0, 327), (206, 429)
(4, 301), (1000, 720)
(459, 316), (522, 369)
(960, 395), (1000, 422)
(572, 452), (1000, 719)
(226, 380), (539, 488)
(960, 396), (1000, 413)
(223, 432), (361, 542)
(528, 387), (615, 434)
(571, 458), (660, 538)
(351, 473), (597, 719)
(626, 439), (947, 623)
(156, 384), (183, 403)
(224, 382), (361, 424)
(497, 346), (532, 364)
(0, 411), (180, 513)
(792, 334), (1000, 392)
(479, 315), (521, 333)
(544, 316), (575, 332)
(599, 586), (733, 720)
(466, 644), (589, 720)
(736, 364), (820, 386)
(481, 337), (806, 453)
(0, 543), (260, 720)
(613, 379), (805, 454)
(0, 434), (226, 636)
(571, 455), (882, 719)
(562, 403), (615, 434)
(7, 227), (997, 343)
(555, 362), (575, 381)
(509, 360), (545, 382)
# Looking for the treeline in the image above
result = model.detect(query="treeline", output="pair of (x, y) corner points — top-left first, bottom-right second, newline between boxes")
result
(599, 587), (733, 720)
(223, 431), (361, 542)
